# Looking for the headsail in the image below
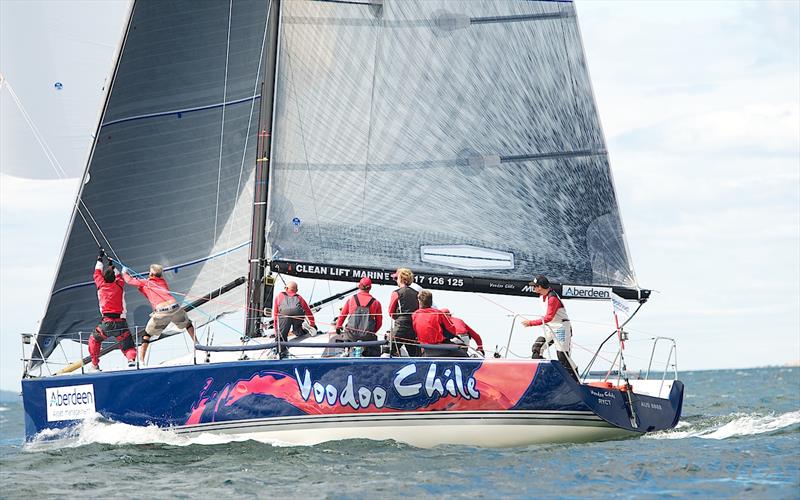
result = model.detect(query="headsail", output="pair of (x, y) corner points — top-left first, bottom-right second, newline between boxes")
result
(32, 0), (270, 367)
(265, 0), (639, 298)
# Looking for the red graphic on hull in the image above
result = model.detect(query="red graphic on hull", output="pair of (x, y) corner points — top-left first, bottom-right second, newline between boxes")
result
(185, 361), (540, 425)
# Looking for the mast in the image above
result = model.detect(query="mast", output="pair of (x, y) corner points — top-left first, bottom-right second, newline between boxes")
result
(246, 0), (281, 338)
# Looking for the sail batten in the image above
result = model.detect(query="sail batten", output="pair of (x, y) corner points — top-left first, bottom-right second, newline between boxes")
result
(100, 94), (262, 128)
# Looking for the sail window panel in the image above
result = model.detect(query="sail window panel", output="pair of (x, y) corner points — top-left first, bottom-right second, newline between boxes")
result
(268, 0), (635, 289)
(104, 0), (267, 124)
(36, 0), (268, 360)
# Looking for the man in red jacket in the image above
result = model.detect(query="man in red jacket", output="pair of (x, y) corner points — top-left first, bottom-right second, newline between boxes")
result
(440, 308), (484, 356)
(412, 290), (468, 358)
(89, 251), (136, 371)
(335, 277), (383, 356)
(272, 281), (316, 357)
(123, 263), (195, 364)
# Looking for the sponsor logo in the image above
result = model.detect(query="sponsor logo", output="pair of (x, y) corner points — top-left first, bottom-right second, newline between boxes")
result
(291, 263), (393, 282)
(610, 292), (631, 317)
(562, 285), (611, 299)
(46, 384), (96, 422)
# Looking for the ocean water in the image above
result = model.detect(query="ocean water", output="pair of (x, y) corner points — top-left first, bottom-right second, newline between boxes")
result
(0, 367), (797, 498)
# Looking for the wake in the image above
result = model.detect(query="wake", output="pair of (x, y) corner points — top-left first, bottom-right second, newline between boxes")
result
(24, 414), (294, 450)
(646, 410), (800, 440)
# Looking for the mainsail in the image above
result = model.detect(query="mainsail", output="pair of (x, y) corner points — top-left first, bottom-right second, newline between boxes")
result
(266, 0), (639, 298)
(32, 0), (270, 366)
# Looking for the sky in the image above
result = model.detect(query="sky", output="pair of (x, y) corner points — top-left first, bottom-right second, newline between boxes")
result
(1, 0), (798, 392)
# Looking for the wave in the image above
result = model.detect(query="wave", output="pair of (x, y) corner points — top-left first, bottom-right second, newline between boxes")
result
(25, 414), (297, 451)
(646, 410), (800, 440)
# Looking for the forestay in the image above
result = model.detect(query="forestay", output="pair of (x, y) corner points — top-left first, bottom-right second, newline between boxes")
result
(266, 0), (639, 297)
(32, 0), (269, 367)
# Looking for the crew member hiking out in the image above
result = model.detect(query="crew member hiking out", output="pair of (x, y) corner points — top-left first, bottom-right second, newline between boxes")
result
(335, 277), (383, 357)
(272, 281), (316, 357)
(521, 275), (579, 381)
(440, 308), (485, 356)
(89, 250), (136, 371)
(123, 263), (196, 365)
(387, 268), (420, 356)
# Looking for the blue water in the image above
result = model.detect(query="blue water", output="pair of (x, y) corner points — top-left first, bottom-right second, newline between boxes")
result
(1, 367), (798, 498)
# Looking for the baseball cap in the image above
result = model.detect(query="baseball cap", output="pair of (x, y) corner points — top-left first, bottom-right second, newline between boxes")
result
(528, 275), (549, 288)
(358, 277), (372, 289)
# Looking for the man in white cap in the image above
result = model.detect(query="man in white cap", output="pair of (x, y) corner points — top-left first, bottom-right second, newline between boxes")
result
(336, 277), (383, 356)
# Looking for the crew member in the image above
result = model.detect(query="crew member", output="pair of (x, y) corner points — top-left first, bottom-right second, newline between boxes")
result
(123, 263), (196, 364)
(335, 277), (383, 356)
(272, 281), (316, 357)
(440, 308), (485, 356)
(89, 250), (136, 371)
(412, 290), (467, 358)
(387, 268), (419, 356)
(521, 275), (578, 380)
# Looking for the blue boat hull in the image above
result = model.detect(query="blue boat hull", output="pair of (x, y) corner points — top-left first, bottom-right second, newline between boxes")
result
(22, 358), (683, 446)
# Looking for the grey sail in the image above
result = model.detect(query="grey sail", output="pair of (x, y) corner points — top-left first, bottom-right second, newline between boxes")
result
(266, 0), (639, 297)
(32, 0), (269, 366)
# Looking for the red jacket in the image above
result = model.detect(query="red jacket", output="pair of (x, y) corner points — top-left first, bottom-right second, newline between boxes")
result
(388, 290), (400, 318)
(335, 291), (382, 332)
(412, 307), (456, 345)
(448, 316), (483, 350)
(123, 272), (175, 308)
(272, 291), (315, 327)
(528, 293), (563, 326)
(93, 262), (125, 317)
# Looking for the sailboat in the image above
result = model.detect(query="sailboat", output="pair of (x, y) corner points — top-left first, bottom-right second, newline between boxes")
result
(20, 0), (683, 447)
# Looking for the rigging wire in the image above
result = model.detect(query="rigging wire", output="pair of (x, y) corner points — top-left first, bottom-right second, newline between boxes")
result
(282, 43), (326, 262)
(213, 1), (272, 340)
(280, 45), (335, 309)
(207, 0), (235, 348)
(211, 0), (234, 249)
(3, 76), (121, 258)
(579, 301), (646, 379)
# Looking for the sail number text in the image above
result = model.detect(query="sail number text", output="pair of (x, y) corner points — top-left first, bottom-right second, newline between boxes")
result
(415, 275), (464, 287)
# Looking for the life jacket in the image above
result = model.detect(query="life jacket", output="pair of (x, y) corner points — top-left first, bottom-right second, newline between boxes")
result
(411, 308), (448, 345)
(393, 286), (418, 323)
(95, 272), (126, 318)
(541, 289), (571, 352)
(278, 292), (304, 318)
(345, 295), (377, 336)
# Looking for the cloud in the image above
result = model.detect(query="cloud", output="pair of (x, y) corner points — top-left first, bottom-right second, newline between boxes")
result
(1, 175), (78, 329)
(616, 105), (799, 157)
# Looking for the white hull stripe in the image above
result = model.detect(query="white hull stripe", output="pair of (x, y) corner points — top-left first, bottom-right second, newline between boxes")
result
(174, 410), (609, 434)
